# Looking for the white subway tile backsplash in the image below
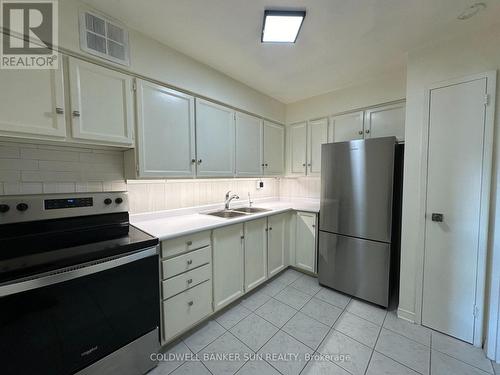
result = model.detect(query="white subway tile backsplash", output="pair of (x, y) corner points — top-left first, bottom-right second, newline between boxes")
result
(0, 145), (20, 159)
(39, 160), (82, 172)
(0, 159), (38, 171)
(21, 148), (80, 162)
(0, 141), (126, 196)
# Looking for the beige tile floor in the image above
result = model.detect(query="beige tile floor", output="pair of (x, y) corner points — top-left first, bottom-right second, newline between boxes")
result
(150, 268), (498, 375)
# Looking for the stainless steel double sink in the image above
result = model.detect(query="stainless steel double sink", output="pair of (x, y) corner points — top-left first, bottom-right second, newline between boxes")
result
(203, 206), (270, 219)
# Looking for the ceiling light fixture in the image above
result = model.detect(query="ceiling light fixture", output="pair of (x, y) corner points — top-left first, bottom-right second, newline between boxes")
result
(261, 10), (306, 43)
(457, 2), (486, 20)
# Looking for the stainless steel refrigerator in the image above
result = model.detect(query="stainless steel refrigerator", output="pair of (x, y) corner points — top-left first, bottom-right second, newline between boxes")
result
(318, 137), (403, 308)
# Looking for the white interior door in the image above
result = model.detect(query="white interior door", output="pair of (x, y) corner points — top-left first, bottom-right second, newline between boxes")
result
(329, 111), (363, 142)
(235, 112), (263, 176)
(263, 121), (285, 175)
(195, 99), (235, 177)
(422, 77), (490, 344)
(289, 122), (307, 174)
(136, 80), (195, 177)
(307, 118), (328, 175)
(69, 58), (133, 145)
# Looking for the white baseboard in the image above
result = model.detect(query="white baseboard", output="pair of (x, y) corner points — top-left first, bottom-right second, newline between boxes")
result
(397, 308), (416, 323)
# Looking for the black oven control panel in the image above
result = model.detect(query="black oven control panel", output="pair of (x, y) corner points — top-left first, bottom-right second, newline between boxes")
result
(44, 197), (93, 210)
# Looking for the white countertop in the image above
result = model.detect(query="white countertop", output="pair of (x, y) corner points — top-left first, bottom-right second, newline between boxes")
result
(130, 198), (320, 241)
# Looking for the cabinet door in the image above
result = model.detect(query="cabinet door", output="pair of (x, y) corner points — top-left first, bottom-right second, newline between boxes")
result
(364, 102), (405, 141)
(213, 224), (244, 311)
(0, 65), (66, 138)
(268, 213), (287, 277)
(235, 112), (263, 176)
(329, 111), (364, 142)
(136, 80), (195, 177)
(244, 218), (268, 291)
(196, 99), (235, 177)
(289, 122), (307, 175)
(307, 118), (328, 175)
(295, 212), (317, 273)
(263, 121), (285, 175)
(68, 58), (133, 145)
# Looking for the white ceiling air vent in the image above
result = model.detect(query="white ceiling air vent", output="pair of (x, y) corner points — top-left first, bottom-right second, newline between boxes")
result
(79, 11), (130, 66)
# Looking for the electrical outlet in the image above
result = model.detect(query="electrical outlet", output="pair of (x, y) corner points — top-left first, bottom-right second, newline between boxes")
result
(256, 180), (264, 190)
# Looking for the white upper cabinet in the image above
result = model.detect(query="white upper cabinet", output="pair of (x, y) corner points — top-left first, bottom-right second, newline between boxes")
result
(364, 102), (405, 142)
(263, 121), (285, 175)
(0, 65), (66, 139)
(235, 112), (263, 177)
(135, 80), (196, 178)
(289, 122), (307, 175)
(307, 118), (328, 175)
(195, 99), (235, 177)
(68, 58), (134, 146)
(329, 111), (364, 142)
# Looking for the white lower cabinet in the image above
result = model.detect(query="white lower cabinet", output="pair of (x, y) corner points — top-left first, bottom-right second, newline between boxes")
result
(268, 213), (288, 277)
(244, 218), (268, 292)
(294, 212), (317, 273)
(163, 280), (212, 342)
(160, 233), (213, 344)
(213, 224), (245, 311)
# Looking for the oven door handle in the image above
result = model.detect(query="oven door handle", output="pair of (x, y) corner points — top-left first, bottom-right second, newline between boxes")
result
(0, 247), (158, 297)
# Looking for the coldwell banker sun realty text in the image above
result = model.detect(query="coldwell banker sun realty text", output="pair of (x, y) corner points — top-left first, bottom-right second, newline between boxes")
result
(0, 0), (58, 69)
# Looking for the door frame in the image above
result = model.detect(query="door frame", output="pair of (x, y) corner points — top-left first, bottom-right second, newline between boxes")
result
(414, 71), (496, 347)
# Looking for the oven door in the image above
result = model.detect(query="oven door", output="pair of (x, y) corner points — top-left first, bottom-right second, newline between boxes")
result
(0, 248), (160, 375)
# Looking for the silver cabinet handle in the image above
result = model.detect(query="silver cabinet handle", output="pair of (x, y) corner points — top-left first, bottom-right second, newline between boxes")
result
(269, 227), (273, 231)
(308, 163), (312, 167)
(55, 107), (64, 114)
(191, 159), (196, 164)
(261, 163), (265, 167)
(187, 278), (193, 284)
(265, 163), (268, 167)
(198, 159), (202, 164)
(187, 259), (193, 265)
(72, 110), (80, 117)
(365, 129), (370, 134)
(358, 130), (363, 135)
(188, 301), (194, 306)
(265, 228), (268, 232)
(186, 240), (193, 246)
(302, 163), (306, 167)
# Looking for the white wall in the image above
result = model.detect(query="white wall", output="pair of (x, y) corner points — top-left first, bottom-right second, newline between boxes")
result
(58, 0), (285, 123)
(285, 69), (406, 124)
(399, 23), (500, 354)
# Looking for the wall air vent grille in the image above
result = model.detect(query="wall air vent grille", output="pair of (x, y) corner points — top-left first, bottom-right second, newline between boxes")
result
(79, 11), (130, 66)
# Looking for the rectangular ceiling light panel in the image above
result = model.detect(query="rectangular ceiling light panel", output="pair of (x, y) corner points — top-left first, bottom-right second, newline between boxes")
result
(262, 10), (306, 43)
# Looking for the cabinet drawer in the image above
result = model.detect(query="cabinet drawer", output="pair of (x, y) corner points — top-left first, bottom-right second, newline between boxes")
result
(161, 231), (211, 258)
(162, 246), (211, 279)
(162, 264), (212, 300)
(163, 280), (212, 342)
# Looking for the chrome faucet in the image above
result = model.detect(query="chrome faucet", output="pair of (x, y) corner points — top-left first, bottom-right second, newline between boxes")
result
(225, 191), (239, 210)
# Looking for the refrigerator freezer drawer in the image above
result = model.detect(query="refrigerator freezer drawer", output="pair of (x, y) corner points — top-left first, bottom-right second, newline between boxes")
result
(318, 231), (391, 307)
